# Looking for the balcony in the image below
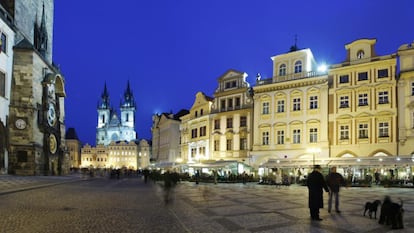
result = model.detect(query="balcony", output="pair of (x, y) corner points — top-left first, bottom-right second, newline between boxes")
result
(256, 71), (325, 86)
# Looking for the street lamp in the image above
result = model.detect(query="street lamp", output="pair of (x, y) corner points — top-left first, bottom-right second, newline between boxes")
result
(307, 148), (321, 166)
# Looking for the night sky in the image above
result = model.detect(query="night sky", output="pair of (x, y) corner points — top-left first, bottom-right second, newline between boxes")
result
(52, 0), (414, 145)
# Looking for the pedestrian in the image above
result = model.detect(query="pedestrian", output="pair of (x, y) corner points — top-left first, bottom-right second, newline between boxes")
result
(326, 166), (346, 214)
(307, 165), (329, 221)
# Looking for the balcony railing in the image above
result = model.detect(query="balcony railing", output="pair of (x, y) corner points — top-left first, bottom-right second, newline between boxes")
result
(256, 71), (325, 86)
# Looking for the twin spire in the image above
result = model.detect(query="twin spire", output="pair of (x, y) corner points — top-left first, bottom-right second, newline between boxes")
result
(98, 81), (135, 109)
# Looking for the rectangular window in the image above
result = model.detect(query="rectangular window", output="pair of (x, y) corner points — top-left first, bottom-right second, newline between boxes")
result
(199, 147), (205, 156)
(359, 123), (369, 138)
(293, 129), (301, 144)
(226, 118), (233, 128)
(225, 80), (237, 89)
(309, 96), (318, 109)
(214, 140), (219, 151)
(277, 100), (285, 113)
(277, 130), (284, 144)
(412, 82), (414, 96)
(358, 72), (368, 81)
(262, 102), (269, 114)
(340, 125), (349, 139)
(235, 97), (241, 108)
(1, 33), (6, 54)
(240, 116), (247, 127)
(191, 129), (198, 138)
(262, 131), (269, 145)
(339, 75), (349, 83)
(340, 96), (349, 108)
(226, 139), (232, 150)
(214, 119), (220, 130)
(199, 126), (206, 137)
(0, 71), (5, 98)
(191, 148), (197, 159)
(240, 138), (247, 150)
(293, 98), (301, 111)
(228, 98), (233, 109)
(377, 69), (388, 78)
(358, 93), (368, 106)
(221, 100), (226, 110)
(310, 128), (318, 143)
(378, 91), (389, 104)
(379, 122), (389, 137)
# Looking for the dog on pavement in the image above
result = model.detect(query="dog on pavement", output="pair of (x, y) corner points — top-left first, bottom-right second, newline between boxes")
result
(378, 196), (404, 229)
(364, 200), (381, 219)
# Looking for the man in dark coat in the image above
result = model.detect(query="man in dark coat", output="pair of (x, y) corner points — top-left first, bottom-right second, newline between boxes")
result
(307, 165), (329, 221)
(326, 166), (346, 213)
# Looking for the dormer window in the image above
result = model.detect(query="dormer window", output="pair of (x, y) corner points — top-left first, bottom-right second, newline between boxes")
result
(357, 50), (365, 59)
(294, 61), (302, 73)
(279, 64), (286, 76)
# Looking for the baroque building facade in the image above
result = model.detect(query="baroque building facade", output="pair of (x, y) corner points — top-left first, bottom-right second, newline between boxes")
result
(252, 48), (329, 166)
(1, 0), (68, 175)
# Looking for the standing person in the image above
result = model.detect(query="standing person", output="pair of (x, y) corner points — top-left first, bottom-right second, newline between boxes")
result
(307, 165), (329, 221)
(326, 166), (346, 213)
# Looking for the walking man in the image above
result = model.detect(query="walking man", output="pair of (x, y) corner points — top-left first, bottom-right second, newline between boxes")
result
(326, 166), (346, 213)
(307, 165), (329, 221)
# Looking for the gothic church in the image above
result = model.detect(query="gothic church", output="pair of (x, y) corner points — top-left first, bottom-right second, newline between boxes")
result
(96, 82), (137, 145)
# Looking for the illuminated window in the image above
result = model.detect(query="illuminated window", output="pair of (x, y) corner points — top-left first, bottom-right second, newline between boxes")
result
(340, 96), (349, 108)
(293, 129), (301, 144)
(294, 61), (302, 73)
(310, 128), (318, 143)
(226, 118), (233, 128)
(379, 122), (389, 137)
(293, 98), (301, 111)
(277, 130), (284, 144)
(340, 125), (349, 139)
(359, 123), (369, 138)
(378, 91), (389, 104)
(358, 93), (368, 106)
(262, 131), (269, 145)
(277, 100), (285, 113)
(191, 148), (196, 158)
(279, 64), (286, 76)
(262, 102), (269, 114)
(309, 96), (318, 109)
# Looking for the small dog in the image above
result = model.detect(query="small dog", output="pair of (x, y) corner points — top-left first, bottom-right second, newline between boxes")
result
(378, 196), (404, 229)
(364, 200), (381, 219)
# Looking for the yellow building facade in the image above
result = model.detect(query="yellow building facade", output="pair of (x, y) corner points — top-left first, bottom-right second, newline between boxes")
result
(210, 70), (253, 162)
(252, 48), (329, 167)
(328, 39), (398, 159)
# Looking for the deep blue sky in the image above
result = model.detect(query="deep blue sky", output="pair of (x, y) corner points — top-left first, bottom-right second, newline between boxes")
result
(53, 0), (414, 145)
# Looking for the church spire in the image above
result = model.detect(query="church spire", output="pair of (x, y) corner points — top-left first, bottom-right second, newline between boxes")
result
(34, 3), (48, 57)
(122, 80), (135, 107)
(98, 83), (110, 109)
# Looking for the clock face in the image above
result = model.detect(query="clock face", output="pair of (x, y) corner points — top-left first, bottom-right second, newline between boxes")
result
(49, 134), (57, 154)
(47, 103), (56, 126)
(15, 119), (27, 129)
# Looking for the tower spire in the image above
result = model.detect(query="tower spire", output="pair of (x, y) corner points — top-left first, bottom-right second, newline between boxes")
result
(99, 82), (110, 109)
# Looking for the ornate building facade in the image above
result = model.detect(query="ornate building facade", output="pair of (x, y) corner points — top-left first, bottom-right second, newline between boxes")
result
(2, 0), (68, 175)
(96, 82), (137, 146)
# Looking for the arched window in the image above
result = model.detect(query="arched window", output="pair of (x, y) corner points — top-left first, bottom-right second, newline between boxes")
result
(294, 61), (302, 73)
(279, 64), (286, 76)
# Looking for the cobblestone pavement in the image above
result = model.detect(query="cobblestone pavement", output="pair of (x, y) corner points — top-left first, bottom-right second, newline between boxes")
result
(0, 176), (413, 233)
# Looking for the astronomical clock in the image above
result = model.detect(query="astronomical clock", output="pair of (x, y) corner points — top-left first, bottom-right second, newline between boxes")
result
(42, 73), (61, 163)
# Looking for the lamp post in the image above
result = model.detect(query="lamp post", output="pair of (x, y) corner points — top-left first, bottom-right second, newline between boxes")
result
(307, 148), (321, 166)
